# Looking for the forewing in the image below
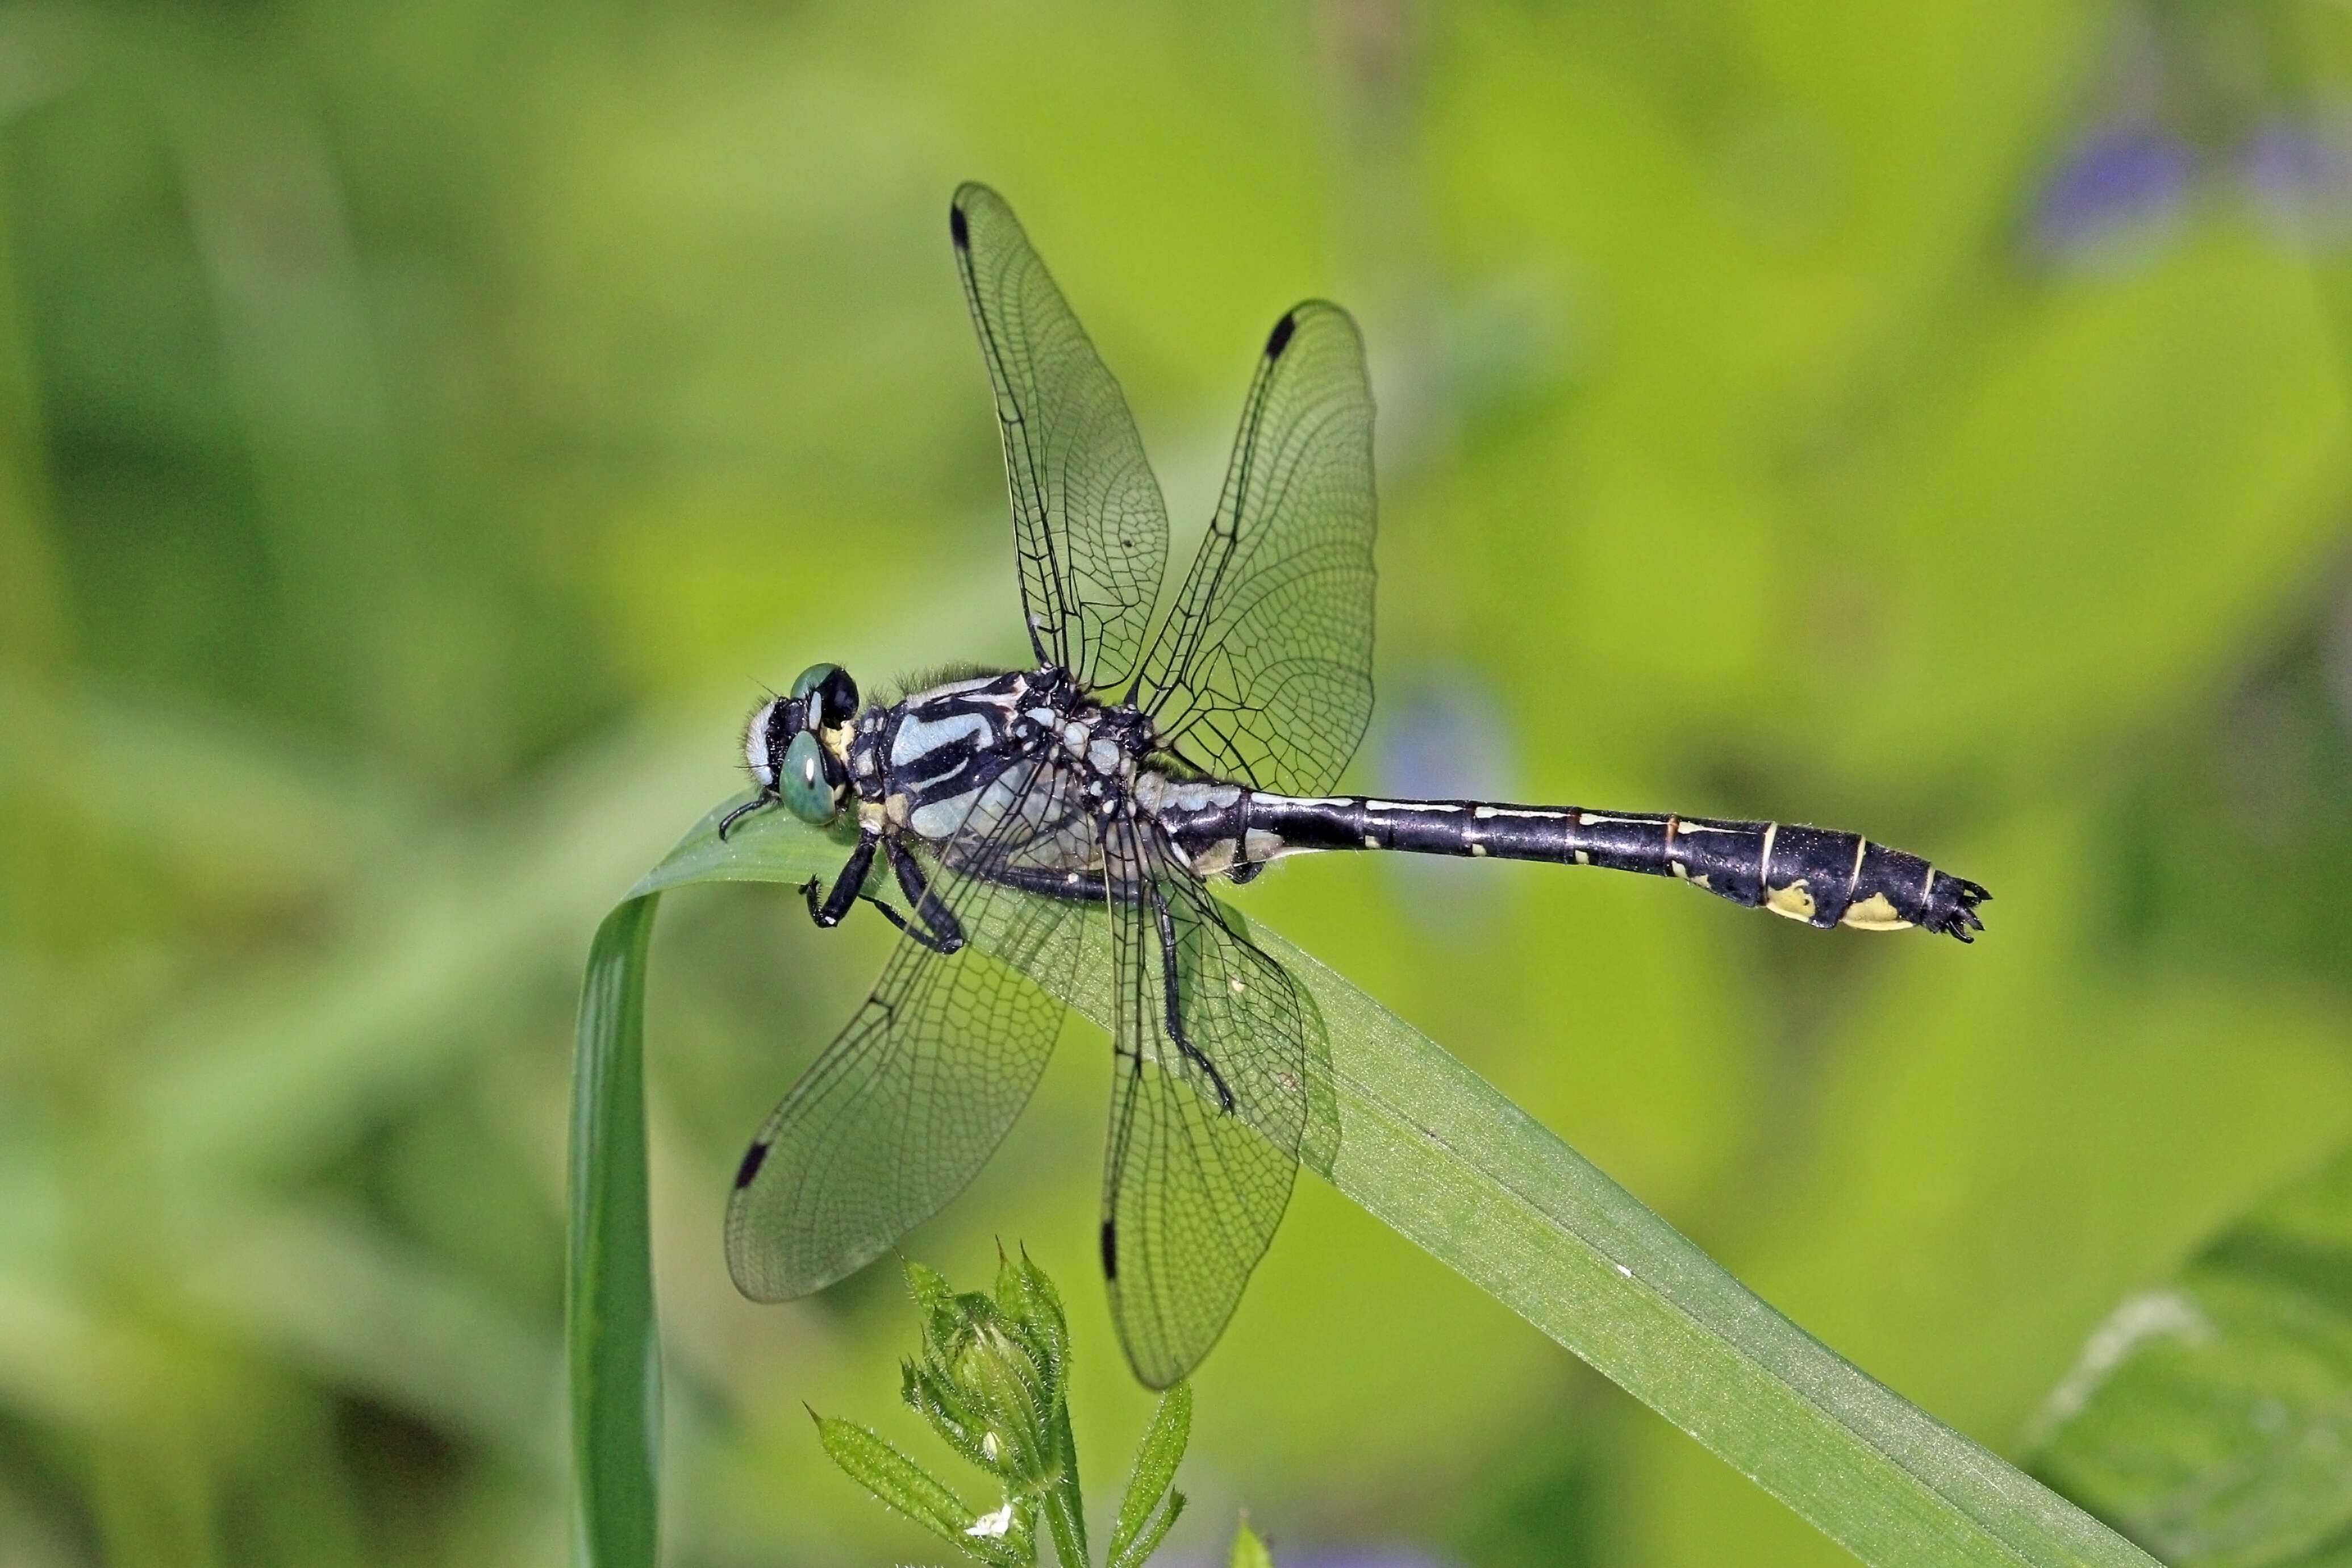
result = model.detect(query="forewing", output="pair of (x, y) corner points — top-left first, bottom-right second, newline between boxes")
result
(725, 763), (1098, 1302)
(1098, 818), (1338, 1388)
(1133, 301), (1376, 796)
(952, 182), (1169, 690)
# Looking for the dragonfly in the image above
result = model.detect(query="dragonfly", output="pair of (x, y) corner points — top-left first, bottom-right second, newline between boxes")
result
(721, 182), (1991, 1390)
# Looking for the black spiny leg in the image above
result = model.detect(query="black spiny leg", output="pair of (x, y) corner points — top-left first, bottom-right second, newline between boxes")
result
(803, 833), (878, 929)
(869, 837), (966, 954)
(1147, 878), (1237, 1114)
(798, 831), (965, 953)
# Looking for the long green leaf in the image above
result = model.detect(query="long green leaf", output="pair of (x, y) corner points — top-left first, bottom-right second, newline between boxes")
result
(569, 896), (662, 1568)
(811, 1415), (984, 1551)
(600, 802), (2157, 1568)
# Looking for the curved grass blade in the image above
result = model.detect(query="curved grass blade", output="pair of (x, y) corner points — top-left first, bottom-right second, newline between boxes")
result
(570, 895), (662, 1568)
(1286, 935), (2147, 1568)
(603, 800), (2158, 1568)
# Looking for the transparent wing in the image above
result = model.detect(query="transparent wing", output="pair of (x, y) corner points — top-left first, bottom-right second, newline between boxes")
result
(724, 760), (1100, 1302)
(1098, 814), (1339, 1388)
(1133, 301), (1377, 796)
(952, 182), (1170, 690)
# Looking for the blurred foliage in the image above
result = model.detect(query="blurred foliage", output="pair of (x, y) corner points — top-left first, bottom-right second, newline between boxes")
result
(6, 1), (2352, 1565)
(2029, 1140), (2352, 1565)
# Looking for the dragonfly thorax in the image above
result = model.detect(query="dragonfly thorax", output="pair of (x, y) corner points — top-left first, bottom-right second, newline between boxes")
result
(876, 665), (1158, 846)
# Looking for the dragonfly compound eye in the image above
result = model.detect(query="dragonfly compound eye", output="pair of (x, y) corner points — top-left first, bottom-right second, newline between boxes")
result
(816, 666), (860, 727)
(789, 661), (844, 703)
(779, 729), (837, 823)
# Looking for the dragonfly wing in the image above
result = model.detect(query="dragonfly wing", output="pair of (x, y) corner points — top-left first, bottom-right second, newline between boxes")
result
(1098, 817), (1338, 1387)
(725, 762), (1099, 1302)
(1133, 301), (1376, 797)
(952, 182), (1170, 691)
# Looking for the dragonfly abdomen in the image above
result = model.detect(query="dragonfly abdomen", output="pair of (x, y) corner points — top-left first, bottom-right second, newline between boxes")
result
(1232, 794), (1989, 941)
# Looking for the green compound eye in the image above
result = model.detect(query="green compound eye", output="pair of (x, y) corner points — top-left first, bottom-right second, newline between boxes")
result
(790, 661), (858, 726)
(779, 729), (837, 823)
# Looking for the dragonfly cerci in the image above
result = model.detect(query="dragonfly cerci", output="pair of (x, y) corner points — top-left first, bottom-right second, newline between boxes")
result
(718, 183), (1990, 1389)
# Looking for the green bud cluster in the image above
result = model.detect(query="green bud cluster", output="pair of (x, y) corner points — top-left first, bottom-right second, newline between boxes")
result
(813, 1251), (1192, 1568)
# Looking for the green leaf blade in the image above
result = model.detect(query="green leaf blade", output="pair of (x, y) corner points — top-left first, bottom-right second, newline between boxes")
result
(1108, 1382), (1192, 1568)
(1290, 931), (2151, 1568)
(813, 1414), (986, 1550)
(568, 895), (662, 1568)
(1111, 1490), (1186, 1568)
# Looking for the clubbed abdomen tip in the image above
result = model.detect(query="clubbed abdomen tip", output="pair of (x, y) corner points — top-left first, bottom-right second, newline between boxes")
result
(1924, 873), (1991, 943)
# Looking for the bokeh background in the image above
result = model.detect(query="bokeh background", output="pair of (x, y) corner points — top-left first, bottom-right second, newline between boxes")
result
(7, 1), (2352, 1563)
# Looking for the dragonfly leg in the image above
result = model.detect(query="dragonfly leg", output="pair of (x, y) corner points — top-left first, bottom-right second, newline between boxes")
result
(1146, 878), (1237, 1113)
(715, 792), (775, 841)
(866, 836), (966, 955)
(862, 896), (963, 954)
(802, 833), (877, 929)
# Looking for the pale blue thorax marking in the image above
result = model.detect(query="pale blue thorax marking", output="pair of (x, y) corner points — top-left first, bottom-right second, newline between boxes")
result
(891, 707), (992, 769)
(910, 791), (982, 841)
(1135, 774), (1241, 815)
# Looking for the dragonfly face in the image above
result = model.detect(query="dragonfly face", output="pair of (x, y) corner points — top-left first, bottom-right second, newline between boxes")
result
(725, 661), (860, 836)
(722, 182), (1986, 1394)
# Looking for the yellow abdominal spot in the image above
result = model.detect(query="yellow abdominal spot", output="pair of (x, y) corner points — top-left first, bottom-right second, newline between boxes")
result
(1764, 881), (1816, 921)
(1840, 891), (1912, 931)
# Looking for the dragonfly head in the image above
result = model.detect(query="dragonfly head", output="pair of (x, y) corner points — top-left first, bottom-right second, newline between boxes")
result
(726, 663), (860, 837)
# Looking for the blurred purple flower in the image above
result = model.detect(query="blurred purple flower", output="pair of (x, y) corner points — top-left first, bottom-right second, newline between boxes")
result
(2242, 113), (2352, 243)
(1378, 675), (1511, 804)
(2029, 124), (2194, 261)
(1375, 673), (1515, 933)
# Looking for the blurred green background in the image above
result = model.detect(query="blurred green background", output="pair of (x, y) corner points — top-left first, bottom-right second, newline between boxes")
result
(7, 1), (2352, 1563)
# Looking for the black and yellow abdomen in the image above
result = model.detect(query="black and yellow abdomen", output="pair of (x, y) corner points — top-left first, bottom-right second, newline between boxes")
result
(1203, 794), (1990, 941)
